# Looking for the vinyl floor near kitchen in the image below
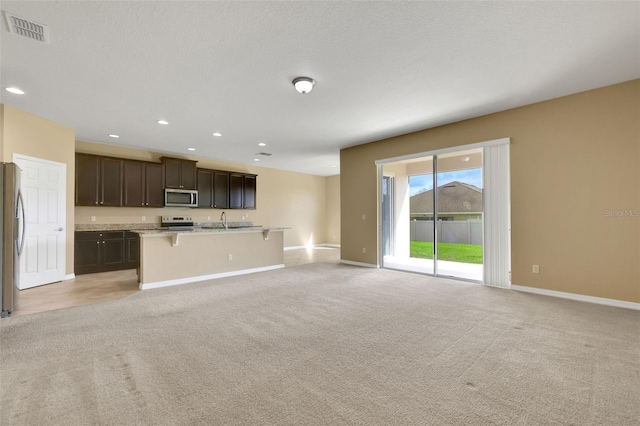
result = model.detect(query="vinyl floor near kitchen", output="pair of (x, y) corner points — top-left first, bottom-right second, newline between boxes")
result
(12, 247), (341, 317)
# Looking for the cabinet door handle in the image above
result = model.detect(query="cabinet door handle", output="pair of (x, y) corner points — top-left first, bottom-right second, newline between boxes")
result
(100, 201), (104, 205)
(102, 241), (105, 244)
(95, 201), (98, 205)
(146, 203), (149, 206)
(96, 241), (99, 245)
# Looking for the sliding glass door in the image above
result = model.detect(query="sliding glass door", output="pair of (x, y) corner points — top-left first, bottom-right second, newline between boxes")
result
(382, 175), (394, 256)
(434, 149), (483, 281)
(380, 146), (490, 282)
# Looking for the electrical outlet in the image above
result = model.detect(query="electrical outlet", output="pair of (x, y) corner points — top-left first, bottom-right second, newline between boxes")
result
(228, 254), (233, 261)
(141, 216), (146, 222)
(90, 216), (96, 222)
(362, 247), (366, 254)
(362, 214), (366, 220)
(532, 265), (539, 274)
(207, 216), (211, 221)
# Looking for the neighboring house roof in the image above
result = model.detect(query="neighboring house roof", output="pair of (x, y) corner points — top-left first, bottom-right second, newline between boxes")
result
(410, 181), (482, 214)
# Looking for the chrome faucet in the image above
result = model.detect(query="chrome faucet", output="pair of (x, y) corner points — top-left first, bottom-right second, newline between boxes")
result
(220, 211), (228, 230)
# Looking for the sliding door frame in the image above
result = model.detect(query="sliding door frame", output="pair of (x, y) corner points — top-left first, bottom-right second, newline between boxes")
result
(375, 137), (510, 285)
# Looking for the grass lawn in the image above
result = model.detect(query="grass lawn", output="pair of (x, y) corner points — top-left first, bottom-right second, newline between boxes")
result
(410, 241), (483, 264)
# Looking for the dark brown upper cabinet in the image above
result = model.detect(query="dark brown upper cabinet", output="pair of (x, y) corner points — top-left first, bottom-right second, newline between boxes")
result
(144, 163), (165, 207)
(123, 160), (164, 207)
(197, 168), (230, 209)
(229, 173), (257, 210)
(197, 169), (213, 208)
(161, 157), (197, 190)
(229, 173), (243, 209)
(76, 153), (99, 206)
(75, 153), (123, 206)
(213, 171), (230, 209)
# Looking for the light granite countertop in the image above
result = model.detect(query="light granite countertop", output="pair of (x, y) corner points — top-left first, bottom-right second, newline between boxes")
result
(75, 222), (257, 232)
(133, 226), (289, 237)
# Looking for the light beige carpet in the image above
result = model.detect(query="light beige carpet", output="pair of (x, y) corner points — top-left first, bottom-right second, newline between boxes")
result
(1, 263), (639, 425)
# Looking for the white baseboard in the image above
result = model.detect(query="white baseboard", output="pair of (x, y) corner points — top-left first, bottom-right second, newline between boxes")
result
(139, 264), (285, 290)
(284, 244), (341, 251)
(511, 284), (640, 311)
(65, 274), (76, 280)
(340, 260), (380, 268)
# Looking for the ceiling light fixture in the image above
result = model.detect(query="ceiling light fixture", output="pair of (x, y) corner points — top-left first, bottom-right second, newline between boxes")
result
(253, 158), (260, 162)
(212, 132), (222, 137)
(258, 142), (266, 147)
(108, 134), (120, 138)
(187, 148), (196, 151)
(5, 87), (25, 95)
(157, 120), (169, 125)
(292, 77), (315, 94)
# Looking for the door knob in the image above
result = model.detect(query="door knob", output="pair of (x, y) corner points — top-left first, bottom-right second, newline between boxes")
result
(55, 227), (64, 231)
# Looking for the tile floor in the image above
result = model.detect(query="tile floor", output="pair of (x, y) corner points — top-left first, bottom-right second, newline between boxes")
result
(11, 247), (340, 317)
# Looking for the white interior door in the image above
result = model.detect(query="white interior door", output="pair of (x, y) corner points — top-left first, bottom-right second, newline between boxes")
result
(13, 155), (66, 289)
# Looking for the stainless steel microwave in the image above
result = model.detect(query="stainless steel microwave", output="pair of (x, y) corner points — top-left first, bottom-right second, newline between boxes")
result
(164, 188), (198, 208)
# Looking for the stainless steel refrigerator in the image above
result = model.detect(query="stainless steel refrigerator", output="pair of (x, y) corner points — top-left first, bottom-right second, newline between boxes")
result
(1, 163), (25, 318)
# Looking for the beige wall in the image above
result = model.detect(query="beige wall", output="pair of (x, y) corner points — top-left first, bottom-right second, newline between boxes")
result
(325, 175), (341, 245)
(341, 80), (640, 303)
(75, 140), (331, 248)
(1, 105), (76, 276)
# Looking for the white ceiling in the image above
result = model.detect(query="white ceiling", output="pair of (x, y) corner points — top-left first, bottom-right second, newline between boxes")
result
(1, 1), (638, 176)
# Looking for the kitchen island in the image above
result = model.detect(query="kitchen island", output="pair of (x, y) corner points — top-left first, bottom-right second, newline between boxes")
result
(134, 226), (289, 290)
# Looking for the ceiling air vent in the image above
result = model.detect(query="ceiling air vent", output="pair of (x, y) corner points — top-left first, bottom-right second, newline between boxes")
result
(3, 11), (50, 44)
(255, 152), (272, 157)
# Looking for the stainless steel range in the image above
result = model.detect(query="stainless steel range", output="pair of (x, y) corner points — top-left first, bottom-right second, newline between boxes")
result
(161, 216), (195, 230)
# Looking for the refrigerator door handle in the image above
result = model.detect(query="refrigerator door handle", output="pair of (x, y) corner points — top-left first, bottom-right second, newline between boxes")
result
(16, 189), (26, 257)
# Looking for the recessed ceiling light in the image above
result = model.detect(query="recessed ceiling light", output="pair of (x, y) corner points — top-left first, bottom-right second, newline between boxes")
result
(258, 142), (266, 147)
(108, 134), (120, 138)
(292, 77), (315, 94)
(187, 148), (196, 151)
(212, 132), (222, 137)
(253, 158), (260, 162)
(157, 120), (169, 125)
(5, 87), (25, 95)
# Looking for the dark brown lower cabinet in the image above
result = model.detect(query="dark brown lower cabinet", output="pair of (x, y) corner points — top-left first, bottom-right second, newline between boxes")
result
(75, 231), (139, 275)
(125, 231), (139, 270)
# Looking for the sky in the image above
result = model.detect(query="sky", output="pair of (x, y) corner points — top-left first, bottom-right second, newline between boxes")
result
(409, 168), (482, 196)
